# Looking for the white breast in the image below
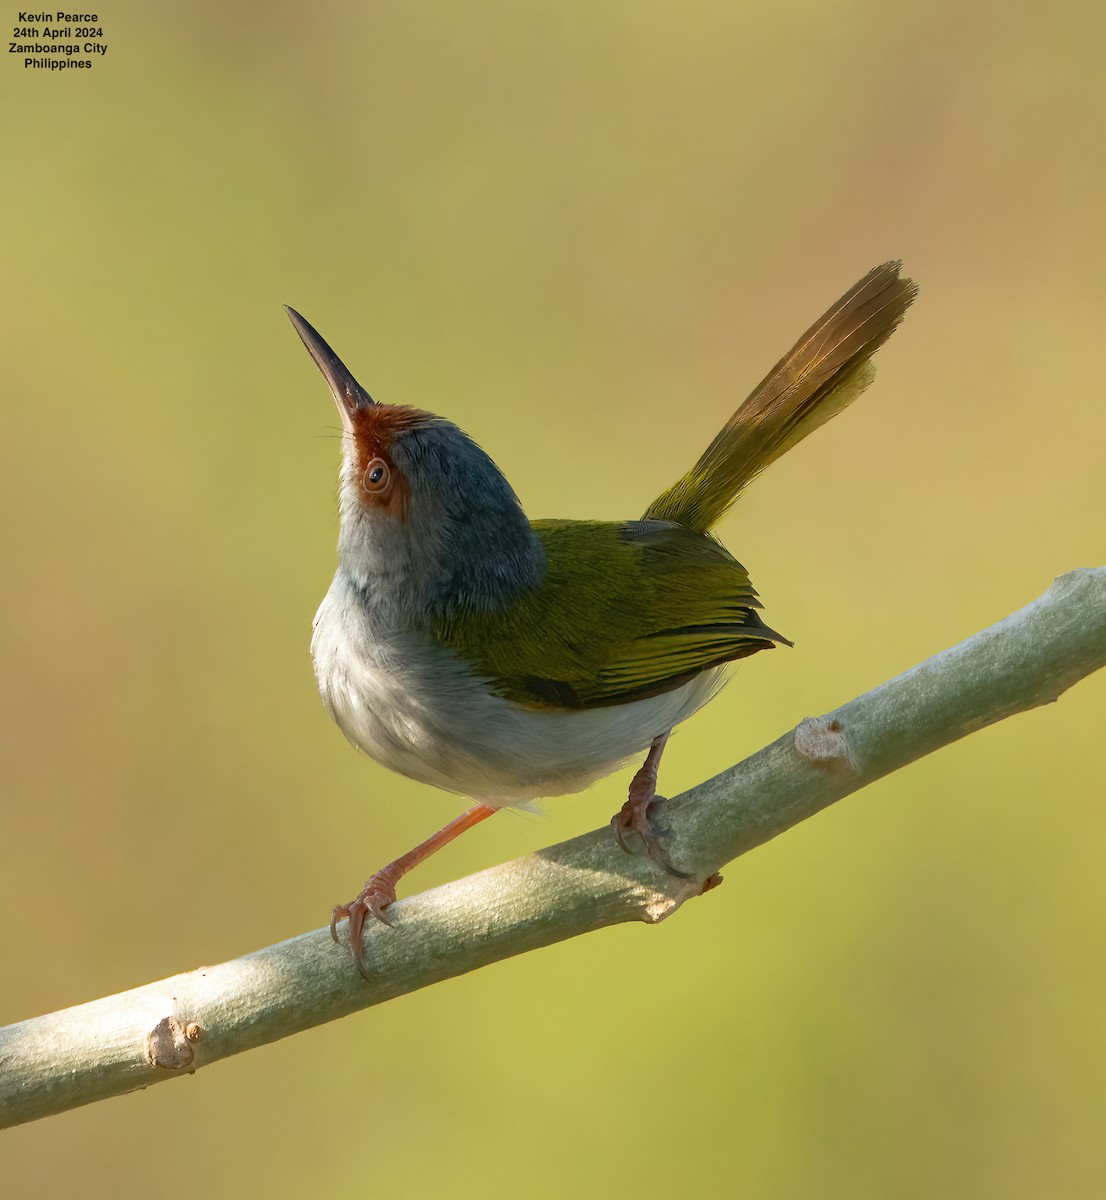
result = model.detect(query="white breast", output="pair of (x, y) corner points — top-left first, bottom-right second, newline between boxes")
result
(311, 573), (721, 807)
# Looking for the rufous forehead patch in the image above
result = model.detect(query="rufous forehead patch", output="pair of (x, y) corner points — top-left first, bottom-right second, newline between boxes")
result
(349, 405), (429, 465)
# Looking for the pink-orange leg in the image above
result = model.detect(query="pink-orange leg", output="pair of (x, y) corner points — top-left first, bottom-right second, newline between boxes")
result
(332, 803), (498, 977)
(612, 731), (691, 879)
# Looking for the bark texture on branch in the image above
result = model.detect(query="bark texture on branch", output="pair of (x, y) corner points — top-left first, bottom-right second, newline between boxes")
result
(2, 568), (1104, 1130)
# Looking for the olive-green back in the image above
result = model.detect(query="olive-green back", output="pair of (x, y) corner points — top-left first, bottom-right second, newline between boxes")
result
(433, 520), (786, 709)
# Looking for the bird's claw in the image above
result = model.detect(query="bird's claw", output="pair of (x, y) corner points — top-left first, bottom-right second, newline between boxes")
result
(329, 870), (400, 978)
(611, 794), (692, 879)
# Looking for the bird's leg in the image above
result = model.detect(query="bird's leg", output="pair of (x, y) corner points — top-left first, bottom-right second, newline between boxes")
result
(332, 802), (498, 976)
(612, 731), (691, 879)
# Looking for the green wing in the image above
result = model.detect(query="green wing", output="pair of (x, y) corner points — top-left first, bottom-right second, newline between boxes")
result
(431, 519), (789, 709)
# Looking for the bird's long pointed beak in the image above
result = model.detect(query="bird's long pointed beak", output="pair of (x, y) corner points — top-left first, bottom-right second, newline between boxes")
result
(285, 306), (375, 417)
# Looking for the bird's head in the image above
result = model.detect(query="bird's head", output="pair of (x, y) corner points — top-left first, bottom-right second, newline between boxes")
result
(287, 307), (542, 620)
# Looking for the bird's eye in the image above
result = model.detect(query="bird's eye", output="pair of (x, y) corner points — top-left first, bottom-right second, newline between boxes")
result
(362, 457), (391, 494)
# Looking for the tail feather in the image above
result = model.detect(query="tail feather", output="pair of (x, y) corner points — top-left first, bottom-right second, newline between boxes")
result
(645, 261), (917, 532)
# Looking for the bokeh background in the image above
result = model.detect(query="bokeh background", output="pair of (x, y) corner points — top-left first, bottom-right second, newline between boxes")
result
(3, 2), (1105, 1195)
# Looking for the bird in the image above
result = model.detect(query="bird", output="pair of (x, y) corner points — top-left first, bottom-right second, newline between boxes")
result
(287, 261), (916, 975)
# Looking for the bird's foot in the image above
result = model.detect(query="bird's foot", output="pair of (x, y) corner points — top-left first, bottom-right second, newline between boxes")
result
(329, 867), (400, 978)
(328, 804), (500, 981)
(612, 732), (690, 878)
(612, 791), (692, 879)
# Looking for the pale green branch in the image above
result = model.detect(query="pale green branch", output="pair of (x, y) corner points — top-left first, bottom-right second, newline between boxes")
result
(3, 568), (1105, 1130)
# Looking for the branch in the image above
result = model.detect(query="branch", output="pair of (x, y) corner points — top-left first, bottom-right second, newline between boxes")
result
(3, 568), (1105, 1129)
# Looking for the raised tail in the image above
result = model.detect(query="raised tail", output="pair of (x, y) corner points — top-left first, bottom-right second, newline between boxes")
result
(644, 261), (917, 532)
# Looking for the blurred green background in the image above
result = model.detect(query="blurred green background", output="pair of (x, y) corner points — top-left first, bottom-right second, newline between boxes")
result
(3, 1), (1105, 1195)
